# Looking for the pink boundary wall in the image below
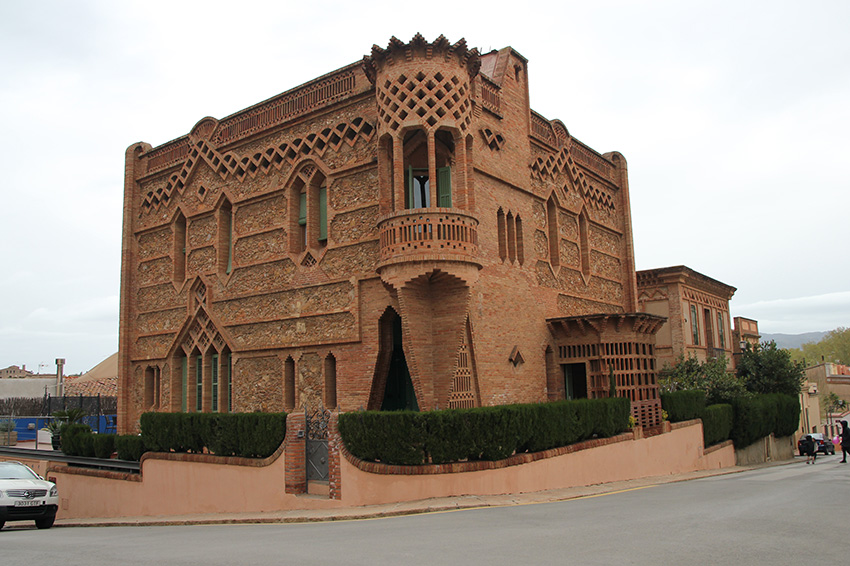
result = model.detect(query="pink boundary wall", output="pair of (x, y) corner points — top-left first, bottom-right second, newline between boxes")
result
(2, 420), (734, 520)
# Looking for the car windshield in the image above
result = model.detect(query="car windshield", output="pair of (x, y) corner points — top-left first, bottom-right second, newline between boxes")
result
(0, 463), (39, 480)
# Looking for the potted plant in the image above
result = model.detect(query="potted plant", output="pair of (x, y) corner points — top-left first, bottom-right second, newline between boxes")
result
(48, 408), (87, 450)
(0, 418), (17, 446)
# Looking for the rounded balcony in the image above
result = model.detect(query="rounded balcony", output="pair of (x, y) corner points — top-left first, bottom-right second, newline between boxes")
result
(376, 208), (481, 274)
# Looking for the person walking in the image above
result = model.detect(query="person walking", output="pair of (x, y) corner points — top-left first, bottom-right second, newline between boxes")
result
(840, 420), (850, 463)
(801, 434), (817, 464)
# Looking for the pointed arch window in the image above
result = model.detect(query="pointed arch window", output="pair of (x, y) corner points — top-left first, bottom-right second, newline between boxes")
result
(546, 197), (560, 269)
(218, 199), (233, 275)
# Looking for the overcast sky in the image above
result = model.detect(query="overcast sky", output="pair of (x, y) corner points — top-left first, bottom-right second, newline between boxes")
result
(1, 1), (848, 375)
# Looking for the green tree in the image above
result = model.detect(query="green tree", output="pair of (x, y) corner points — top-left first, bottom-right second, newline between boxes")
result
(737, 340), (804, 396)
(791, 327), (850, 366)
(658, 354), (745, 405)
(824, 391), (847, 415)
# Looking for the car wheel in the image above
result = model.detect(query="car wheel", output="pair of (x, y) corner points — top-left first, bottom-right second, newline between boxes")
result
(0, 520), (5, 530)
(35, 516), (55, 530)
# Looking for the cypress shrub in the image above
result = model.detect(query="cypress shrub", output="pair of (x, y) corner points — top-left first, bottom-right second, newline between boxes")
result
(115, 435), (147, 461)
(93, 434), (116, 459)
(702, 404), (733, 446)
(660, 390), (706, 422)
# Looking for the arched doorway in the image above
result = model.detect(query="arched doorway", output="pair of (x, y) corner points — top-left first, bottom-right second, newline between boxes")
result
(371, 308), (419, 411)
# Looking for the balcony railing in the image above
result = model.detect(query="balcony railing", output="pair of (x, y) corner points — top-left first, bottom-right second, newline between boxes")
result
(377, 209), (479, 267)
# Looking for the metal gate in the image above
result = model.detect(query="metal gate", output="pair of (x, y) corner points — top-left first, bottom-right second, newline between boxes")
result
(306, 406), (331, 483)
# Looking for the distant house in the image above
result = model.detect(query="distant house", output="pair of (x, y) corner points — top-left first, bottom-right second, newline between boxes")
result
(637, 266), (737, 370)
(0, 365), (34, 379)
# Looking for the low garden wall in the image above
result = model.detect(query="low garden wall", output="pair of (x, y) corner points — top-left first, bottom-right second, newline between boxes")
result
(1, 419), (735, 520)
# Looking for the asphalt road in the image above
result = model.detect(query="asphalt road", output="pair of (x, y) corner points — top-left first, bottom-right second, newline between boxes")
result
(3, 456), (849, 565)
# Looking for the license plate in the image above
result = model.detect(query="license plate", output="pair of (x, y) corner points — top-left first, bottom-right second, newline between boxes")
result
(14, 500), (43, 507)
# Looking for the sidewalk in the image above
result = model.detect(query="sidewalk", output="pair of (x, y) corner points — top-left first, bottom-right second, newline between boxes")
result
(53, 461), (794, 528)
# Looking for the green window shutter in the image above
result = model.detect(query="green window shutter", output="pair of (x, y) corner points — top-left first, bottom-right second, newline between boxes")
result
(211, 354), (219, 412)
(196, 355), (203, 412)
(406, 166), (415, 209)
(181, 356), (188, 413)
(437, 167), (452, 208)
(318, 187), (327, 241)
(298, 192), (307, 225)
(226, 354), (232, 413)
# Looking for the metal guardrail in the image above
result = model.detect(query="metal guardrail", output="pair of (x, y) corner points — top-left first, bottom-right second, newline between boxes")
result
(0, 446), (140, 474)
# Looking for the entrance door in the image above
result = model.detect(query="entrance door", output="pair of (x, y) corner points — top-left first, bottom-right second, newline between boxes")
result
(381, 314), (419, 411)
(563, 363), (588, 400)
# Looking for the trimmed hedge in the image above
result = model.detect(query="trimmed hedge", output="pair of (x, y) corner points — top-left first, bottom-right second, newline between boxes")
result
(702, 404), (733, 446)
(93, 434), (116, 459)
(140, 412), (287, 458)
(116, 435), (146, 461)
(660, 390), (706, 423)
(60, 423), (94, 457)
(338, 397), (631, 466)
(730, 393), (800, 448)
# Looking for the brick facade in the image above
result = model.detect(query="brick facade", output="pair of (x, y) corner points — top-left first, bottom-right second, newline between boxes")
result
(118, 34), (664, 435)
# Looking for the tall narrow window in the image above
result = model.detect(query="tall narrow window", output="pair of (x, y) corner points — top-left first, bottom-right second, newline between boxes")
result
(497, 208), (507, 261)
(578, 208), (590, 277)
(406, 167), (431, 208)
(506, 212), (516, 263)
(546, 197), (560, 269)
(515, 215), (524, 265)
(298, 190), (307, 250)
(181, 355), (188, 413)
(211, 353), (219, 412)
(225, 352), (232, 413)
(324, 354), (337, 409)
(318, 185), (328, 242)
(284, 356), (295, 411)
(173, 212), (187, 283)
(690, 305), (700, 345)
(196, 354), (203, 412)
(717, 312), (726, 349)
(218, 199), (233, 275)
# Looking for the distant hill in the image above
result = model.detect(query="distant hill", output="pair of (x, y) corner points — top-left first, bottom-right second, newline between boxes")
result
(760, 332), (828, 349)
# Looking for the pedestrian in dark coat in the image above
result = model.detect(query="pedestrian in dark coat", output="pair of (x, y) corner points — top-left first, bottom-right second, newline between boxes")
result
(801, 435), (817, 464)
(840, 420), (850, 464)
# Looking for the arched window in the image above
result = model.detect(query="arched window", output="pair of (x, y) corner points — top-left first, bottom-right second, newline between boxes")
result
(402, 129), (454, 209)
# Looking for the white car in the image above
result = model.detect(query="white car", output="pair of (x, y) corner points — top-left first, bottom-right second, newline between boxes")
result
(0, 461), (59, 530)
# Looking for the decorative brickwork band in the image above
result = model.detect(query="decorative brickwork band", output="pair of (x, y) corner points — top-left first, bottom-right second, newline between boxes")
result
(531, 135), (616, 212)
(141, 118), (375, 213)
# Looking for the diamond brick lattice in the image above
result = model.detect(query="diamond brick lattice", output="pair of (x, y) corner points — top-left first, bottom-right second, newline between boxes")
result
(377, 71), (472, 133)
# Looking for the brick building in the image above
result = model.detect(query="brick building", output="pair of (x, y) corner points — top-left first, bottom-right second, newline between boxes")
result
(636, 266), (736, 370)
(118, 35), (665, 434)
